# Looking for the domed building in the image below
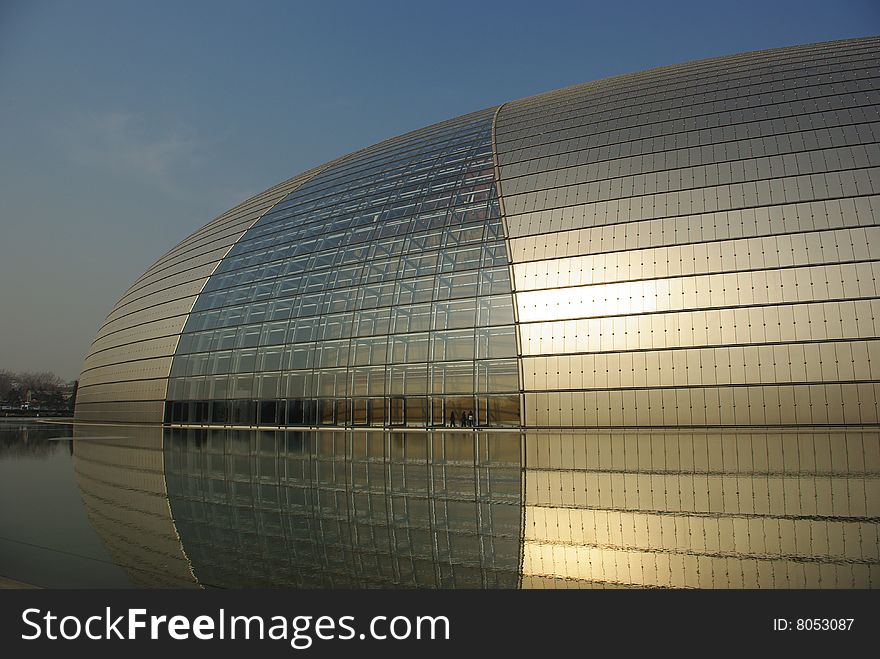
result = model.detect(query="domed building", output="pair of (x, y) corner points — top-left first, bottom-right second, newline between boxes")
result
(75, 37), (880, 430)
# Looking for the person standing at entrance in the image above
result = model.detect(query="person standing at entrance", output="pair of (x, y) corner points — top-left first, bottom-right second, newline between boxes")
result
(449, 410), (457, 427)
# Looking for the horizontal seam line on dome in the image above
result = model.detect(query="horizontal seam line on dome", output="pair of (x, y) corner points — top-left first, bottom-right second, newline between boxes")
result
(500, 150), (880, 211)
(520, 469), (878, 479)
(503, 192), (878, 246)
(78, 380), (169, 391)
(79, 357), (174, 377)
(496, 69), (880, 144)
(494, 55), (880, 137)
(496, 116), (880, 188)
(134, 240), (240, 279)
(518, 336), (880, 359)
(495, 79), (880, 157)
(503, 176), (880, 228)
(74, 402), (164, 407)
(88, 326), (185, 352)
(91, 313), (190, 345)
(513, 255), (880, 293)
(497, 42), (880, 115)
(514, 256), (880, 294)
(516, 544), (880, 564)
(513, 295), (880, 326)
(507, 220), (879, 269)
(498, 53), (880, 125)
(496, 92), (880, 166)
(117, 269), (223, 310)
(498, 70), (880, 140)
(518, 551), (874, 567)
(110, 271), (226, 318)
(83, 332), (184, 359)
(182, 288), (880, 332)
(155, 420), (880, 433)
(96, 301), (198, 334)
(522, 379), (880, 392)
(164, 198), (286, 246)
(499, 134), (880, 194)
(502, 49), (880, 111)
(501, 125), (880, 186)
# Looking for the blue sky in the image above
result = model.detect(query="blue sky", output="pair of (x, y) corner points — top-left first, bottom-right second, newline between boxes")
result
(0, 0), (877, 380)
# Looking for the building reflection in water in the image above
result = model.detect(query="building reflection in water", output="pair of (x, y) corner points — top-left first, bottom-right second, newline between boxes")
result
(72, 424), (198, 588)
(522, 430), (879, 588)
(73, 425), (879, 588)
(164, 428), (522, 588)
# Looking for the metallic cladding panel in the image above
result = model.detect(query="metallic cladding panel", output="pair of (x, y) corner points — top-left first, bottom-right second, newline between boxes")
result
(92, 297), (198, 342)
(75, 167), (330, 423)
(72, 401), (166, 424)
(75, 379), (169, 404)
(494, 36), (880, 427)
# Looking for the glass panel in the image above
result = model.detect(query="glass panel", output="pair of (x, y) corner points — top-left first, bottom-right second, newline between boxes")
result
(170, 108), (519, 428)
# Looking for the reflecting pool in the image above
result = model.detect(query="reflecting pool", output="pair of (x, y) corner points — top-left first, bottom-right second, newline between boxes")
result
(0, 420), (132, 587)
(1, 419), (878, 588)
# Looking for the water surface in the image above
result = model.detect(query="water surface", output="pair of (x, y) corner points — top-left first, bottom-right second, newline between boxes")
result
(0, 419), (132, 587)
(2, 419), (878, 588)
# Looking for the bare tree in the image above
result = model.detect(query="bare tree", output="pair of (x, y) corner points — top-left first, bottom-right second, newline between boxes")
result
(0, 370), (74, 411)
(0, 370), (12, 400)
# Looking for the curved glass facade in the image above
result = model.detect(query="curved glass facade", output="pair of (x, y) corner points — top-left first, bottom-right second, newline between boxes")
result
(165, 109), (520, 429)
(76, 37), (880, 429)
